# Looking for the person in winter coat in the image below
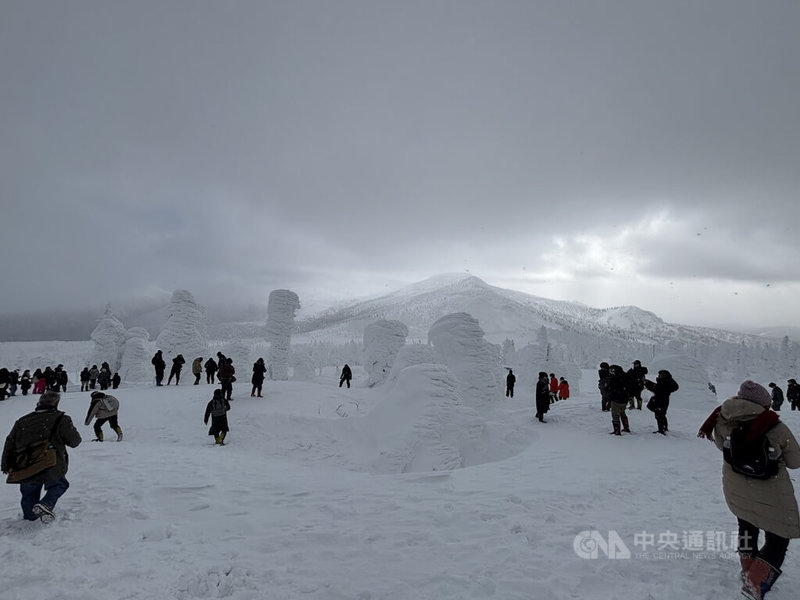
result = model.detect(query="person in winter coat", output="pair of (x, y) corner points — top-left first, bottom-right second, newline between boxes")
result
(32, 368), (46, 394)
(167, 354), (185, 386)
(0, 368), (9, 401)
(787, 379), (800, 411)
(768, 383), (784, 411)
(98, 364), (111, 390)
(80, 367), (90, 392)
(151, 351), (166, 386)
(535, 371), (550, 423)
(88, 364), (99, 390)
(549, 373), (559, 404)
(19, 370), (32, 396)
(111, 372), (121, 389)
(558, 377), (570, 400)
(43, 366), (56, 391)
(1, 390), (82, 523)
(217, 358), (235, 401)
(191, 357), (203, 385)
(698, 380), (800, 599)
(506, 369), (516, 398)
(251, 358), (267, 397)
(84, 391), (123, 442)
(644, 370), (679, 435)
(604, 365), (631, 436)
(54, 364), (67, 393)
(598, 362), (611, 411)
(626, 360), (648, 410)
(339, 364), (352, 388)
(204, 357), (218, 384)
(8, 369), (19, 396)
(204, 389), (230, 445)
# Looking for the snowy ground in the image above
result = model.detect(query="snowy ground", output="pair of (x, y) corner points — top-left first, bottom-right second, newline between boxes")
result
(1, 364), (799, 599)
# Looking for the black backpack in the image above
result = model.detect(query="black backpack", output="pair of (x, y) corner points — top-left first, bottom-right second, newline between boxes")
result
(723, 420), (781, 480)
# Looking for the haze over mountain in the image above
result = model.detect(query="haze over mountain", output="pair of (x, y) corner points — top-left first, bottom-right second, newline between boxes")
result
(1, 273), (794, 346)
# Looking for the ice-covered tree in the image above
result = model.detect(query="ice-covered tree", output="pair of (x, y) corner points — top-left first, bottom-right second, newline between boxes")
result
(428, 312), (502, 404)
(265, 289), (300, 381)
(120, 327), (152, 383)
(363, 320), (409, 387)
(90, 312), (127, 372)
(220, 339), (252, 376)
(155, 290), (209, 360)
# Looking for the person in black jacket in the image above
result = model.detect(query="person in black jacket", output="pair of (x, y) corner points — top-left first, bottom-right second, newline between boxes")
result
(204, 357), (218, 384)
(644, 370), (679, 435)
(604, 365), (631, 436)
(167, 354), (185, 386)
(598, 362), (611, 411)
(626, 360), (648, 410)
(339, 364), (352, 388)
(204, 389), (231, 445)
(151, 351), (166, 386)
(788, 379), (800, 411)
(769, 383), (784, 411)
(251, 358), (267, 397)
(1, 391), (82, 522)
(506, 369), (516, 398)
(535, 371), (550, 423)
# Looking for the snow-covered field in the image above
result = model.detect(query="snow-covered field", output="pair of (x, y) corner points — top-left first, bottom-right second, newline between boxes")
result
(1, 348), (799, 599)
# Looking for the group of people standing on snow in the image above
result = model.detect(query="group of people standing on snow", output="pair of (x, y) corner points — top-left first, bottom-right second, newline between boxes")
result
(0, 365), (71, 400)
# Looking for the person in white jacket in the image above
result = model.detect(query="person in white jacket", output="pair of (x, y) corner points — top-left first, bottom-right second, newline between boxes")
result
(84, 391), (123, 442)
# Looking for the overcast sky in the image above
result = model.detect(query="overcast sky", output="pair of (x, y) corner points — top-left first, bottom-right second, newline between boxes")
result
(2, 0), (799, 329)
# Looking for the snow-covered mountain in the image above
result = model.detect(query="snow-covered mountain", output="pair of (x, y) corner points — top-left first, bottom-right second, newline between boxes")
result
(293, 273), (779, 347)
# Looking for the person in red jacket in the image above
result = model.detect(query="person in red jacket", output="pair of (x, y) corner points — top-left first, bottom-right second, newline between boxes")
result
(549, 373), (559, 404)
(558, 377), (570, 400)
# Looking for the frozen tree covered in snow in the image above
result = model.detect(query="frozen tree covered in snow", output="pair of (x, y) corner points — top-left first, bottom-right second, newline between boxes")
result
(120, 327), (152, 383)
(90, 312), (127, 372)
(220, 339), (252, 375)
(290, 348), (314, 381)
(428, 312), (502, 404)
(266, 289), (300, 381)
(363, 320), (409, 387)
(386, 343), (441, 383)
(155, 290), (209, 360)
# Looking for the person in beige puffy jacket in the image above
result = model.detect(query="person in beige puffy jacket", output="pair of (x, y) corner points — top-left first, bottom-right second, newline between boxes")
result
(699, 380), (800, 600)
(85, 391), (123, 442)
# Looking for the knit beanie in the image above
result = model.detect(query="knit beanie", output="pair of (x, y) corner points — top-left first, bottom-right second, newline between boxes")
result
(737, 380), (772, 408)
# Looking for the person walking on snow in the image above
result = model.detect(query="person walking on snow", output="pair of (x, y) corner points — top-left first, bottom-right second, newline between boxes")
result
(787, 379), (800, 411)
(2, 390), (82, 523)
(167, 354), (185, 385)
(251, 358), (267, 397)
(506, 369), (516, 398)
(558, 377), (570, 400)
(84, 391), (123, 442)
(191, 357), (203, 385)
(204, 389), (230, 445)
(627, 359), (648, 410)
(604, 365), (631, 435)
(698, 380), (800, 599)
(644, 369), (679, 435)
(768, 383), (784, 411)
(204, 357), (218, 384)
(151, 351), (166, 386)
(535, 371), (550, 423)
(339, 364), (352, 388)
(548, 373), (559, 404)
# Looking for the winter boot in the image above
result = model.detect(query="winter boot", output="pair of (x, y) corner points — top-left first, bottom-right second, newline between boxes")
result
(114, 427), (123, 441)
(637, 398), (643, 410)
(621, 415), (631, 433)
(611, 422), (622, 436)
(93, 431), (104, 442)
(742, 556), (781, 600)
(218, 432), (227, 445)
(32, 503), (56, 524)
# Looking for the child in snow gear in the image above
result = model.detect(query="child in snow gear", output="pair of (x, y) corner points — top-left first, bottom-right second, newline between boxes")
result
(204, 389), (231, 445)
(535, 371), (550, 422)
(84, 391), (123, 441)
(698, 380), (800, 600)
(1, 391), (82, 523)
(339, 364), (352, 388)
(604, 365), (630, 435)
(644, 370), (679, 434)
